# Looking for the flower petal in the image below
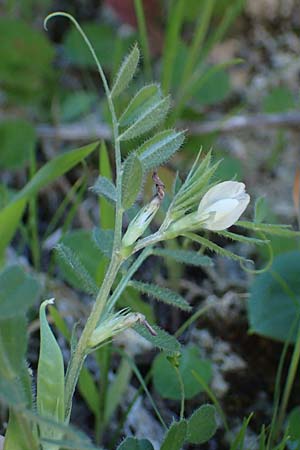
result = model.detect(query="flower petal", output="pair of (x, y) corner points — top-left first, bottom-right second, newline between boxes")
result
(198, 181), (246, 214)
(197, 181), (250, 231)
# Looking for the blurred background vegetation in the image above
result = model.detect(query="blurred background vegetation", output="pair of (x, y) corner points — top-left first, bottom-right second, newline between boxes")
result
(1, 0), (300, 448)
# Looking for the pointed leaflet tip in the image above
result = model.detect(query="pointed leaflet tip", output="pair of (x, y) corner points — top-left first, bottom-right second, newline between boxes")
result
(111, 44), (140, 98)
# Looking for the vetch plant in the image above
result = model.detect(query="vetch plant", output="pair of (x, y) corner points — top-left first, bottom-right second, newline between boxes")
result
(2, 11), (300, 450)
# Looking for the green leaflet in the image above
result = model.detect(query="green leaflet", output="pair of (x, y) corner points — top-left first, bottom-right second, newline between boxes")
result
(160, 420), (187, 450)
(117, 437), (154, 450)
(130, 280), (191, 311)
(121, 153), (143, 209)
(91, 176), (117, 203)
(55, 243), (98, 296)
(216, 230), (268, 246)
(237, 220), (300, 237)
(119, 84), (161, 126)
(92, 227), (114, 259)
(137, 129), (185, 172)
(152, 248), (213, 267)
(37, 300), (65, 430)
(187, 404), (217, 444)
(248, 251), (300, 343)
(111, 44), (140, 98)
(152, 346), (212, 401)
(133, 323), (181, 355)
(119, 96), (171, 141)
(184, 232), (252, 265)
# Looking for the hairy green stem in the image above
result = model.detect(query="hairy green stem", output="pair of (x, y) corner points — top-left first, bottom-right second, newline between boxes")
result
(65, 254), (122, 420)
(174, 365), (185, 420)
(44, 12), (125, 420)
(106, 247), (152, 314)
(44, 12), (123, 248)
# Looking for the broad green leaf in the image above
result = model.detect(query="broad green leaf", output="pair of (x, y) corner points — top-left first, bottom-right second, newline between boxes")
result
(111, 44), (140, 98)
(262, 87), (295, 113)
(0, 119), (36, 170)
(19, 143), (97, 200)
(0, 316), (27, 379)
(287, 406), (300, 441)
(187, 404), (217, 444)
(37, 300), (65, 424)
(160, 420), (187, 450)
(64, 22), (118, 70)
(60, 92), (98, 122)
(194, 68), (231, 106)
(137, 129), (185, 172)
(55, 230), (103, 294)
(117, 437), (154, 450)
(130, 280), (191, 311)
(119, 96), (171, 141)
(0, 18), (55, 103)
(92, 227), (114, 259)
(134, 323), (181, 355)
(0, 141), (98, 258)
(248, 251), (300, 343)
(0, 316), (32, 406)
(153, 248), (213, 266)
(91, 176), (117, 203)
(214, 153), (243, 182)
(119, 84), (161, 126)
(122, 153), (143, 209)
(152, 345), (212, 400)
(0, 265), (41, 318)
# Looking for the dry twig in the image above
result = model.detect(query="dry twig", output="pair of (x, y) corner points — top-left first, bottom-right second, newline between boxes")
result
(35, 112), (300, 142)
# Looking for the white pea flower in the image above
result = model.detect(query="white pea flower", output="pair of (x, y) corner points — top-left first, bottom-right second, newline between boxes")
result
(197, 181), (250, 231)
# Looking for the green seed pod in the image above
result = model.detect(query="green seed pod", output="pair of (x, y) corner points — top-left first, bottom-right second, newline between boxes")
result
(37, 299), (65, 443)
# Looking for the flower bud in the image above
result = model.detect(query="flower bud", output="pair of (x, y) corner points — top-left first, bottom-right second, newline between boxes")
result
(122, 196), (161, 247)
(197, 181), (250, 231)
(89, 310), (145, 348)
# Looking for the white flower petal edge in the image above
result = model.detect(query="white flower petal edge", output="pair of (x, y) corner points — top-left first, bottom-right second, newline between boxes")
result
(197, 181), (250, 231)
